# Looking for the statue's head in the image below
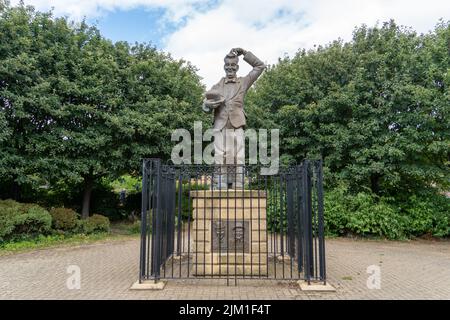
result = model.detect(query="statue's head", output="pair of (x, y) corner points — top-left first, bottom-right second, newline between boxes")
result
(224, 52), (239, 79)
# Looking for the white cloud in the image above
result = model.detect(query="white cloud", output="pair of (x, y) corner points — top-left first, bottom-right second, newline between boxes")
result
(12, 0), (450, 87)
(164, 0), (450, 87)
(10, 0), (207, 21)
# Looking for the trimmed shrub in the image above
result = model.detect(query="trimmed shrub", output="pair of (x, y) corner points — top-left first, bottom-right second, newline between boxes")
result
(324, 185), (449, 239)
(49, 208), (78, 232)
(88, 214), (110, 232)
(323, 186), (351, 236)
(400, 192), (450, 237)
(324, 187), (406, 239)
(77, 214), (110, 234)
(0, 199), (52, 242)
(345, 193), (406, 240)
(129, 220), (141, 234)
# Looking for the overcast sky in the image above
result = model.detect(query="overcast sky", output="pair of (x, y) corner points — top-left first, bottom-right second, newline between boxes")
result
(11, 0), (450, 88)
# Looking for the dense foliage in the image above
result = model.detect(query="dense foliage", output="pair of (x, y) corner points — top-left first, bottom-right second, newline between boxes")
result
(76, 213), (110, 234)
(246, 21), (449, 238)
(0, 199), (110, 243)
(0, 199), (52, 241)
(49, 207), (78, 231)
(0, 2), (448, 240)
(0, 2), (206, 217)
(247, 20), (449, 196)
(324, 185), (449, 239)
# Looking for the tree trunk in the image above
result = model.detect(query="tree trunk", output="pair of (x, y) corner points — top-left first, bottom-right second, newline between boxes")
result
(81, 176), (93, 219)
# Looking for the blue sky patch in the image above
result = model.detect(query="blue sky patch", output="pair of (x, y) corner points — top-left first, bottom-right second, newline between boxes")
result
(87, 6), (177, 48)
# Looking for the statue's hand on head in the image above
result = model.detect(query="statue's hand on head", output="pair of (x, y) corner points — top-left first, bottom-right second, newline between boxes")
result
(231, 48), (247, 56)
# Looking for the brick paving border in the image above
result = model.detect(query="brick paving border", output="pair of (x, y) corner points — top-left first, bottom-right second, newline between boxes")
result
(1, 237), (449, 299)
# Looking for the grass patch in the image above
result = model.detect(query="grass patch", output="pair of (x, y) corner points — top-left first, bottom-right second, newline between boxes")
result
(110, 220), (141, 235)
(342, 276), (353, 281)
(0, 223), (141, 256)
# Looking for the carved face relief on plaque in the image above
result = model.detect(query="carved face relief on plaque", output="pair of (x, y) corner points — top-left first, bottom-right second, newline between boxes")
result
(214, 221), (226, 249)
(233, 222), (245, 243)
(212, 220), (249, 253)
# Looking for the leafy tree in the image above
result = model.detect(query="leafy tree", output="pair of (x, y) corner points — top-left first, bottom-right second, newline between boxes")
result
(246, 20), (449, 196)
(0, 1), (206, 217)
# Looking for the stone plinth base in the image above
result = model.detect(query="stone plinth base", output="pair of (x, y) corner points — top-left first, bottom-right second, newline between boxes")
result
(298, 280), (336, 292)
(130, 280), (167, 290)
(190, 190), (267, 276)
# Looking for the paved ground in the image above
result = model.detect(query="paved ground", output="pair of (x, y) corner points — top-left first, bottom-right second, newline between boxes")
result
(1, 237), (449, 299)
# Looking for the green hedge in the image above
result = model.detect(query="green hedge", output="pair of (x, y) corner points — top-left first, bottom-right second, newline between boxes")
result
(76, 214), (110, 234)
(400, 193), (450, 238)
(324, 186), (449, 239)
(49, 207), (78, 232)
(0, 199), (52, 242)
(0, 200), (113, 242)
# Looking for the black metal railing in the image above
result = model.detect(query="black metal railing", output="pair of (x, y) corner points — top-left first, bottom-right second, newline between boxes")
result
(139, 159), (326, 286)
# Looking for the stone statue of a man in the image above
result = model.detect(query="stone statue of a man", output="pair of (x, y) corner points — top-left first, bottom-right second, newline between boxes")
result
(203, 48), (265, 189)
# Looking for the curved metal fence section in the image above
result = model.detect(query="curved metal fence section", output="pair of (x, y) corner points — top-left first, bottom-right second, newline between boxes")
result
(139, 160), (326, 286)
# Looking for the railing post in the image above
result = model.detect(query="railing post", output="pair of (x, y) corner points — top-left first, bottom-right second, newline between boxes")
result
(307, 161), (314, 279)
(177, 168), (182, 255)
(151, 159), (162, 282)
(287, 173), (295, 258)
(302, 160), (309, 283)
(302, 160), (314, 283)
(316, 160), (326, 283)
(139, 159), (149, 283)
(296, 164), (303, 274)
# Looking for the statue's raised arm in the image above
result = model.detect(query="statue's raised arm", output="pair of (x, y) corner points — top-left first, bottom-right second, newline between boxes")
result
(230, 48), (265, 91)
(201, 48), (266, 189)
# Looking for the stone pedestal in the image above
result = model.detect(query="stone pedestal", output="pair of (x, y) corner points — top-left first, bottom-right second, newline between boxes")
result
(190, 190), (267, 276)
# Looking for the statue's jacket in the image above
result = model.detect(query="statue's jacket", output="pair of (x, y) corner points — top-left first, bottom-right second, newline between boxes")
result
(209, 51), (265, 130)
